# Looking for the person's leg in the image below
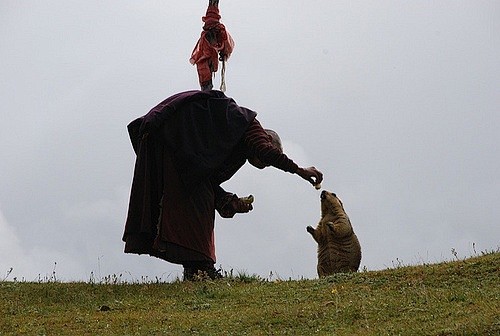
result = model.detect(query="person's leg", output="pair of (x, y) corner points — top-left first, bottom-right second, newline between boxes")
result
(152, 241), (219, 281)
(157, 151), (218, 271)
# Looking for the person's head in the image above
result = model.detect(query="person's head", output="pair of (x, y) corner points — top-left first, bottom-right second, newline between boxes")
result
(248, 129), (283, 169)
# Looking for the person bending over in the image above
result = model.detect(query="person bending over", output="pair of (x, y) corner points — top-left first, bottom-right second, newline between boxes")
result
(123, 90), (323, 280)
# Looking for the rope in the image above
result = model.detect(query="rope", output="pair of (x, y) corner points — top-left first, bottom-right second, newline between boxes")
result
(220, 60), (226, 92)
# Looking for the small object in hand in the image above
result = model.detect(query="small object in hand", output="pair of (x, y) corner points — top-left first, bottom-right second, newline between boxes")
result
(314, 183), (322, 190)
(241, 195), (254, 204)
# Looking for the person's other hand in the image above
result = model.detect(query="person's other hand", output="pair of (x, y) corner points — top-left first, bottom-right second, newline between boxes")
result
(219, 196), (253, 218)
(230, 198), (253, 214)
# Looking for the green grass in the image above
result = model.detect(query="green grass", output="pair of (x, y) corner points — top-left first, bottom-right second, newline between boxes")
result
(1, 252), (499, 335)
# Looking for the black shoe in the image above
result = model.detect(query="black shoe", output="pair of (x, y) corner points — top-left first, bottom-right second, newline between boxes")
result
(183, 267), (197, 281)
(205, 266), (223, 280)
(183, 262), (222, 281)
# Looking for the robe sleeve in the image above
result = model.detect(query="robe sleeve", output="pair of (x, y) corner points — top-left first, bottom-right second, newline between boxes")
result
(243, 119), (299, 173)
(213, 184), (240, 218)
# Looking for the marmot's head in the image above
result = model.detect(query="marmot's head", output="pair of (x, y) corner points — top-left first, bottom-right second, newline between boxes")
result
(320, 190), (345, 218)
(319, 190), (353, 239)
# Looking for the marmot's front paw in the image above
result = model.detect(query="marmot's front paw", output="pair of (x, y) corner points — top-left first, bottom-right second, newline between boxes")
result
(306, 226), (315, 234)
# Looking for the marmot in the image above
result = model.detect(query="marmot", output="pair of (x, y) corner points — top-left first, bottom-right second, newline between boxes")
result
(307, 190), (361, 277)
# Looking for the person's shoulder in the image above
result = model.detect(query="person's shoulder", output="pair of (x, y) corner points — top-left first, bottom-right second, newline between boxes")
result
(177, 89), (230, 100)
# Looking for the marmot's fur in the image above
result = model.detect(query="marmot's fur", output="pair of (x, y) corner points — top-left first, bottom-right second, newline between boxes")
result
(307, 190), (361, 277)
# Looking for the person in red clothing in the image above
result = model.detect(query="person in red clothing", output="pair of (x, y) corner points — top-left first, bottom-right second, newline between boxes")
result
(123, 90), (323, 280)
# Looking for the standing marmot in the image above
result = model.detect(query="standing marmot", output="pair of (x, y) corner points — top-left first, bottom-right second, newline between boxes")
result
(307, 190), (361, 277)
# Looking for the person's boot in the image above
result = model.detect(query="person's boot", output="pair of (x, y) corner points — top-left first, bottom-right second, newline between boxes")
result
(205, 264), (223, 280)
(182, 261), (222, 281)
(183, 267), (197, 281)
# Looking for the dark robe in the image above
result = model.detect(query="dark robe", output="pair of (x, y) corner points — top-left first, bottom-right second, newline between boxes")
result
(123, 90), (257, 263)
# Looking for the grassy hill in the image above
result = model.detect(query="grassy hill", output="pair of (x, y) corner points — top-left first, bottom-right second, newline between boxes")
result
(1, 251), (499, 335)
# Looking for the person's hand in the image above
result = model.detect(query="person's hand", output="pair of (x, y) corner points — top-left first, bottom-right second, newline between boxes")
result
(219, 196), (253, 218)
(230, 197), (253, 214)
(296, 166), (323, 187)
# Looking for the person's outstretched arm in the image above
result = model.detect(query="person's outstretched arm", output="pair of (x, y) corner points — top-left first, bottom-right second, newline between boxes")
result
(244, 119), (323, 187)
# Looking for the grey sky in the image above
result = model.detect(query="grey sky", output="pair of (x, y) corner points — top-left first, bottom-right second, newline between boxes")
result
(1, 1), (498, 281)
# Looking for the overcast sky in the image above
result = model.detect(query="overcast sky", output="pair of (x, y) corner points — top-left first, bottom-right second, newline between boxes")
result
(1, 1), (498, 282)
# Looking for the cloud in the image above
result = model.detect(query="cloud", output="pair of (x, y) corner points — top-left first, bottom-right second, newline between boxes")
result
(1, 1), (498, 281)
(0, 209), (27, 279)
(0, 208), (88, 281)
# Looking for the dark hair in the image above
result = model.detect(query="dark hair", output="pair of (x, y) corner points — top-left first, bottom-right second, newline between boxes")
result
(265, 129), (283, 152)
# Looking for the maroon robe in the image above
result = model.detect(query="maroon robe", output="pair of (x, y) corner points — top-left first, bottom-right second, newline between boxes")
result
(123, 90), (298, 264)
